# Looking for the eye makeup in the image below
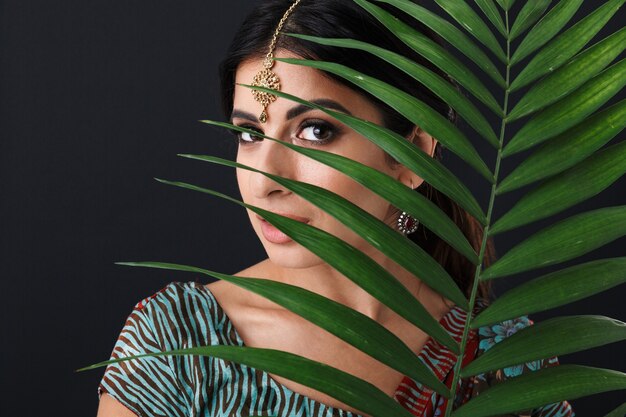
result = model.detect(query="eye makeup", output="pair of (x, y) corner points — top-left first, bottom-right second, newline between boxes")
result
(295, 119), (339, 146)
(230, 125), (263, 144)
(231, 118), (342, 147)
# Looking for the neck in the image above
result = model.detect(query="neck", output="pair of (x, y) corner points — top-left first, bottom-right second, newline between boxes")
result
(260, 246), (452, 325)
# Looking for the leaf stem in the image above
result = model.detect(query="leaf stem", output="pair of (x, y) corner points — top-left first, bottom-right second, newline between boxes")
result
(442, 9), (511, 417)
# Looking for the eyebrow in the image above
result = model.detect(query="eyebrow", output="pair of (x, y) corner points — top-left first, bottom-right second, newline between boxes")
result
(230, 98), (352, 123)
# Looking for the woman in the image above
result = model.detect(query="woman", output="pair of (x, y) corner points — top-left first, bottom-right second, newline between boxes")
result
(97, 1), (575, 416)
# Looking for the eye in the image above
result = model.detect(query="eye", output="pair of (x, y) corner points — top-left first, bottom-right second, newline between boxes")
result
(296, 120), (337, 145)
(232, 125), (263, 144)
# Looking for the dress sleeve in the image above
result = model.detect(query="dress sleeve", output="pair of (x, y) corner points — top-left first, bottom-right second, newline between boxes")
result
(98, 286), (189, 417)
(470, 316), (576, 417)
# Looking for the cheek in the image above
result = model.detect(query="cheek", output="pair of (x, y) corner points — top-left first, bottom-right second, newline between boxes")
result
(235, 167), (249, 195)
(301, 161), (390, 217)
(298, 138), (393, 203)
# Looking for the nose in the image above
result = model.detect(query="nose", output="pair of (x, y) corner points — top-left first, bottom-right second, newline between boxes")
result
(245, 135), (296, 200)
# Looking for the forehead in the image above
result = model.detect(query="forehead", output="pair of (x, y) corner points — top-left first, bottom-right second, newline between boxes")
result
(232, 50), (384, 124)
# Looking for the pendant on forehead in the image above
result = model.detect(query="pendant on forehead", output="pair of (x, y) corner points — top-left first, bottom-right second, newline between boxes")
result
(251, 57), (281, 123)
(249, 0), (301, 123)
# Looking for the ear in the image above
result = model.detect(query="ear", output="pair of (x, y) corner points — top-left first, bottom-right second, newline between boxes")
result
(396, 126), (438, 188)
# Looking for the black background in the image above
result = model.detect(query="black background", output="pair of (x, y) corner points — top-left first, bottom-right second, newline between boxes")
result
(1, 1), (624, 415)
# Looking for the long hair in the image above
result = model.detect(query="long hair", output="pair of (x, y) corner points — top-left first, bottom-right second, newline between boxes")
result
(219, 0), (495, 305)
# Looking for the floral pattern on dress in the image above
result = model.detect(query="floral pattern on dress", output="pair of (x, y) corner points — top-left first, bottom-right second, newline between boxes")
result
(478, 315), (532, 351)
(467, 316), (576, 417)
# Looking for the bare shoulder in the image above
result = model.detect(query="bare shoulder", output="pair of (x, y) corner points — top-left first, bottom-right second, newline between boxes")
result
(96, 393), (137, 417)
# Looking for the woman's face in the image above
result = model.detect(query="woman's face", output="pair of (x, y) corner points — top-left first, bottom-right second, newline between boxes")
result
(231, 50), (435, 269)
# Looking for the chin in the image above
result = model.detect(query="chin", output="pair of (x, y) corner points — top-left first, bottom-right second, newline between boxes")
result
(264, 245), (324, 270)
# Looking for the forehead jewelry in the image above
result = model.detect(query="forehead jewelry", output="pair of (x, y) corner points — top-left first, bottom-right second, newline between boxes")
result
(251, 0), (302, 123)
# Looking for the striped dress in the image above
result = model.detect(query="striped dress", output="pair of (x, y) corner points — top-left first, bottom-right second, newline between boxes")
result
(98, 281), (575, 417)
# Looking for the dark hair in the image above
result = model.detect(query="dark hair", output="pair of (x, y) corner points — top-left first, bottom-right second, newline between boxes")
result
(219, 0), (495, 304)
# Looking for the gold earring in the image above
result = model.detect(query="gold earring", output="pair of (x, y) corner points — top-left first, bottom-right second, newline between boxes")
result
(250, 0), (302, 123)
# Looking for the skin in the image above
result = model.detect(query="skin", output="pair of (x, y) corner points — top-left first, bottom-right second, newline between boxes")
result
(97, 49), (453, 417)
(229, 50), (446, 322)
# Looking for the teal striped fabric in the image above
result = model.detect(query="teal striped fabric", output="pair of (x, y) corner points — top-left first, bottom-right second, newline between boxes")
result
(98, 281), (574, 417)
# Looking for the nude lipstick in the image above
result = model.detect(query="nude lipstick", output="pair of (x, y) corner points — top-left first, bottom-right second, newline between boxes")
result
(256, 213), (309, 244)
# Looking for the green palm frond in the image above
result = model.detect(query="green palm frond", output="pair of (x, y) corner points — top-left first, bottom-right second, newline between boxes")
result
(82, 0), (625, 415)
(80, 343), (417, 417)
(605, 402), (626, 417)
(95, 261), (451, 397)
(472, 258), (626, 327)
(452, 365), (626, 417)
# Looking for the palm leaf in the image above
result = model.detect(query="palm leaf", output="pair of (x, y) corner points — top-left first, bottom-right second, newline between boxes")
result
(510, 0), (624, 91)
(225, 86), (487, 225)
(151, 177), (460, 352)
(106, 261), (451, 396)
(474, 0), (507, 37)
(494, 0), (515, 11)
(80, 344), (417, 417)
(87, 0), (625, 415)
(432, 0), (506, 62)
(510, 0), (584, 65)
(504, 58), (626, 156)
(472, 258), (626, 327)
(508, 27), (626, 122)
(285, 33), (500, 147)
(356, 0), (503, 116)
(178, 152), (471, 307)
(483, 206), (626, 279)
(509, 0), (551, 41)
(499, 99), (626, 193)
(605, 402), (626, 417)
(452, 365), (626, 417)
(273, 57), (494, 181)
(492, 141), (626, 234)
(372, 0), (505, 87)
(461, 315), (626, 376)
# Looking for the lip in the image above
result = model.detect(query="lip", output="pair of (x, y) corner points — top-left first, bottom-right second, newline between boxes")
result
(256, 212), (310, 244)
(256, 212), (310, 223)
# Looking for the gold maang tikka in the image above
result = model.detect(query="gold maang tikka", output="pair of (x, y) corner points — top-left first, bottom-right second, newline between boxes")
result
(251, 0), (302, 123)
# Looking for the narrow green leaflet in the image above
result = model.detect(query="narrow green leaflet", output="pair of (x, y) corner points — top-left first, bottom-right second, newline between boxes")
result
(355, 0), (502, 116)
(474, 0), (507, 37)
(504, 59), (626, 157)
(285, 34), (499, 147)
(511, 0), (584, 65)
(495, 0), (516, 11)
(452, 365), (626, 417)
(80, 345), (416, 417)
(432, 0), (506, 62)
(498, 100), (626, 193)
(275, 58), (494, 182)
(482, 206), (626, 280)
(209, 120), (484, 236)
(179, 152), (471, 307)
(510, 0), (625, 91)
(604, 402), (626, 417)
(229, 86), (487, 224)
(462, 315), (626, 377)
(472, 258), (626, 327)
(509, 0), (551, 41)
(154, 178), (460, 352)
(491, 141), (626, 234)
(107, 262), (452, 396)
(509, 28), (626, 122)
(372, 0), (506, 88)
